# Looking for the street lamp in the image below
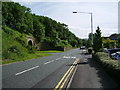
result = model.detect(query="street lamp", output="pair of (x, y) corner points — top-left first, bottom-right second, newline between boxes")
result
(73, 11), (93, 45)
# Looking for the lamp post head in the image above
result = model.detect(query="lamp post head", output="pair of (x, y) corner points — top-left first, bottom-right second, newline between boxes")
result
(73, 11), (77, 13)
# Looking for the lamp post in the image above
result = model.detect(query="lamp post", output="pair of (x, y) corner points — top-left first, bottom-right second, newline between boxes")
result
(73, 11), (93, 45)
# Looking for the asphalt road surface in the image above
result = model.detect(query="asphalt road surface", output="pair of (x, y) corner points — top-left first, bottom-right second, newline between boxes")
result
(1, 48), (119, 89)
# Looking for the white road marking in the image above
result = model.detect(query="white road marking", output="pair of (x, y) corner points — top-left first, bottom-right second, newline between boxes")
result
(63, 56), (70, 59)
(44, 60), (54, 65)
(15, 66), (39, 76)
(71, 57), (76, 59)
(63, 56), (76, 59)
(56, 58), (61, 60)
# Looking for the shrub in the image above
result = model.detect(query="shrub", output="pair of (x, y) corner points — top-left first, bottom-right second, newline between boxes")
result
(93, 52), (120, 86)
(15, 37), (26, 47)
(26, 45), (36, 54)
(8, 46), (20, 53)
(88, 48), (92, 54)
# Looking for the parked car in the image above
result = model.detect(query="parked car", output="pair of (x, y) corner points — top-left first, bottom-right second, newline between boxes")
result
(108, 48), (120, 54)
(115, 52), (120, 60)
(110, 52), (120, 60)
(111, 53), (117, 59)
(80, 46), (86, 49)
(103, 48), (108, 53)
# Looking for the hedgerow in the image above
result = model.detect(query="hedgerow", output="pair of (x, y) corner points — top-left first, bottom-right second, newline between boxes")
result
(93, 52), (120, 86)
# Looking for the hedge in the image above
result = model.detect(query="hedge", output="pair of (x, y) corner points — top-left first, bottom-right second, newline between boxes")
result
(93, 52), (120, 86)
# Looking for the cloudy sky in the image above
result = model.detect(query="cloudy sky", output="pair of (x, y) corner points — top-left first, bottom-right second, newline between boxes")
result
(12, 0), (119, 38)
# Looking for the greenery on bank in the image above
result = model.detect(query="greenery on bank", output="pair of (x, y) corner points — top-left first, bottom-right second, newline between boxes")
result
(2, 51), (51, 64)
(2, 26), (51, 64)
(93, 52), (120, 86)
(2, 26), (29, 61)
(2, 2), (82, 48)
(39, 50), (63, 53)
(2, 2), (84, 63)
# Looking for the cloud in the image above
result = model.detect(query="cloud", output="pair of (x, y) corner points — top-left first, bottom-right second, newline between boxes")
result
(12, 0), (119, 2)
(14, 1), (118, 38)
(69, 26), (118, 38)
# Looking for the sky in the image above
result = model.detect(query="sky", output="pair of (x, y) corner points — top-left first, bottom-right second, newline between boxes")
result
(12, 0), (119, 39)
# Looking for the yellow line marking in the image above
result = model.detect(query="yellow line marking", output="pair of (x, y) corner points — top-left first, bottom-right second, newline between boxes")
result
(60, 59), (79, 88)
(54, 61), (76, 89)
(54, 59), (79, 89)
(60, 65), (75, 88)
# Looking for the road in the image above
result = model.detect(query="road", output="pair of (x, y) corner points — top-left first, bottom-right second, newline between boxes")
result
(2, 48), (119, 89)
(2, 48), (81, 89)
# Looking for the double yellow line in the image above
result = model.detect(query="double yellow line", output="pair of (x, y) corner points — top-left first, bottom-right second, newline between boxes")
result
(54, 59), (79, 89)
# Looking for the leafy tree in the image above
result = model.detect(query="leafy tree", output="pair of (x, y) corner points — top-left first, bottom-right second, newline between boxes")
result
(2, 2), (82, 49)
(103, 38), (116, 49)
(116, 34), (120, 47)
(33, 16), (45, 42)
(93, 26), (103, 54)
(24, 12), (33, 34)
(86, 39), (92, 48)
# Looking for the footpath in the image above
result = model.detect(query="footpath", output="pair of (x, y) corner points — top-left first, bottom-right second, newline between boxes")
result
(69, 52), (119, 88)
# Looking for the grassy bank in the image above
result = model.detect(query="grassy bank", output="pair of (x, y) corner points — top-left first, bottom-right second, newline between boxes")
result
(2, 26), (65, 65)
(2, 51), (51, 65)
(93, 52), (120, 86)
(39, 50), (63, 53)
(1, 26), (50, 65)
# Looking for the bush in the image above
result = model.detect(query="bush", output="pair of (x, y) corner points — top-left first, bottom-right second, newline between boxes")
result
(93, 52), (120, 86)
(8, 46), (20, 53)
(27, 45), (36, 54)
(88, 48), (92, 54)
(15, 37), (26, 47)
(2, 26), (29, 61)
(2, 51), (9, 59)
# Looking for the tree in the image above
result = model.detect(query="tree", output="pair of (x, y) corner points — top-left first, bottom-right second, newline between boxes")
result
(117, 34), (120, 47)
(93, 26), (103, 54)
(87, 33), (94, 48)
(2, 1), (82, 49)
(103, 38), (116, 49)
(33, 16), (45, 42)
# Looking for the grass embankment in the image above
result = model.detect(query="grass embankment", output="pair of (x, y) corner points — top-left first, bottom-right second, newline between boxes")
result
(40, 50), (63, 53)
(1, 26), (54, 65)
(2, 27), (64, 65)
(93, 52), (120, 86)
(2, 51), (51, 64)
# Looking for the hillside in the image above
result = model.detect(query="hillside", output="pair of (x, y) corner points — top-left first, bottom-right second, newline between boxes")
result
(2, 2), (82, 63)
(2, 2), (81, 47)
(2, 26), (28, 60)
(2, 26), (52, 64)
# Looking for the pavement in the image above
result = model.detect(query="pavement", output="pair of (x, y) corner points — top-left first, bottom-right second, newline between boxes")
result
(70, 53), (119, 88)
(1, 48), (119, 89)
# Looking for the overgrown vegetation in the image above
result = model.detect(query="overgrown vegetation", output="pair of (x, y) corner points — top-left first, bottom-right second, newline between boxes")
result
(2, 26), (66, 64)
(39, 50), (63, 53)
(2, 2), (81, 49)
(2, 2), (84, 64)
(103, 38), (117, 49)
(2, 26), (28, 60)
(93, 52), (120, 86)
(2, 51), (51, 64)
